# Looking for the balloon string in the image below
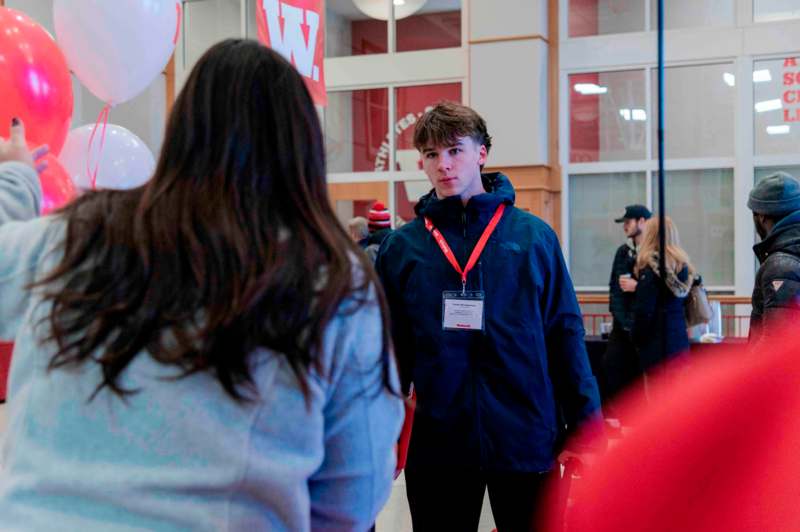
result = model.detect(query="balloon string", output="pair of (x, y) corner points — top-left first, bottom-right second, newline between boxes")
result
(173, 2), (182, 45)
(86, 103), (111, 190)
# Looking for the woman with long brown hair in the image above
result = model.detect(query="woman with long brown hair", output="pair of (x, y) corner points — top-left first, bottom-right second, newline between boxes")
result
(632, 216), (695, 372)
(0, 39), (402, 530)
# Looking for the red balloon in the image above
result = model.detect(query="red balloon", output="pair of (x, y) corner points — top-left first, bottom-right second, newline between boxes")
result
(0, 8), (73, 156)
(39, 154), (76, 214)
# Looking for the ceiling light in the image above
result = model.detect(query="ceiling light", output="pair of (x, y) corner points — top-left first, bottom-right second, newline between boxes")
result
(619, 108), (631, 120)
(753, 69), (772, 83)
(352, 0), (426, 20)
(755, 99), (783, 113)
(767, 125), (790, 135)
(631, 109), (647, 121)
(723, 73), (735, 87)
(574, 83), (608, 95)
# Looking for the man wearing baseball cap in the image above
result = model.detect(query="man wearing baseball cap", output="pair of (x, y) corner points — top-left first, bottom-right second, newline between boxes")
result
(748, 172), (800, 343)
(605, 204), (651, 424)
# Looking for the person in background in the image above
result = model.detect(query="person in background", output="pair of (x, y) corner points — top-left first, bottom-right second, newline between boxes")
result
(604, 205), (651, 424)
(376, 101), (602, 532)
(631, 216), (694, 378)
(347, 215), (369, 243)
(0, 39), (402, 531)
(748, 171), (800, 344)
(363, 201), (393, 262)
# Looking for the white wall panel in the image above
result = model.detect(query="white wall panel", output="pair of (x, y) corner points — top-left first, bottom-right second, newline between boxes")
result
(469, 0), (547, 40)
(470, 39), (548, 166)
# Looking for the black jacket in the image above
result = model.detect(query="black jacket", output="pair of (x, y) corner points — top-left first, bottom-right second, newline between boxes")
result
(360, 228), (392, 262)
(375, 173), (602, 473)
(609, 241), (637, 331)
(750, 210), (800, 344)
(632, 259), (690, 370)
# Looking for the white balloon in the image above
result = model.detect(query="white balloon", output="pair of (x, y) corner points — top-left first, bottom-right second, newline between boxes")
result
(60, 124), (156, 191)
(53, 0), (179, 105)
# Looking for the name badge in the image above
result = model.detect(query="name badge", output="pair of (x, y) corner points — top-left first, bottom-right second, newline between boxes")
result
(442, 291), (485, 331)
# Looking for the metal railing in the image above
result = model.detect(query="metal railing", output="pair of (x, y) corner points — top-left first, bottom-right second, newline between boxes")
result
(578, 294), (752, 338)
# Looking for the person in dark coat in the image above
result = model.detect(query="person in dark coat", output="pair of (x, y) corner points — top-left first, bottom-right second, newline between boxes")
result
(632, 216), (693, 374)
(375, 101), (603, 532)
(363, 201), (393, 262)
(748, 171), (800, 344)
(604, 204), (650, 420)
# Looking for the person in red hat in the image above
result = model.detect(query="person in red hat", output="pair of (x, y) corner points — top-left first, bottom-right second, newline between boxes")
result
(362, 201), (393, 262)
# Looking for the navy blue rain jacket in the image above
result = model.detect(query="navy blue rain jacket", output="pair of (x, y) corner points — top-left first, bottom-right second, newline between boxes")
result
(375, 173), (602, 472)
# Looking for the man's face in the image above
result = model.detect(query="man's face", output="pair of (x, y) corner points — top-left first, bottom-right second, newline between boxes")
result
(420, 136), (487, 200)
(622, 218), (645, 238)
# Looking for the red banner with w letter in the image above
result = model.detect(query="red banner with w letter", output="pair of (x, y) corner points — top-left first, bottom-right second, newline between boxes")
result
(256, 0), (327, 106)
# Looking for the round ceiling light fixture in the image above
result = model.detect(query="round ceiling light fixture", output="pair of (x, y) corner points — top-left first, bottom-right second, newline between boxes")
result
(351, 0), (427, 21)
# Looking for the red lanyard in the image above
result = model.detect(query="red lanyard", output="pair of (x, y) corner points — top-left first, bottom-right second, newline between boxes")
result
(424, 204), (506, 294)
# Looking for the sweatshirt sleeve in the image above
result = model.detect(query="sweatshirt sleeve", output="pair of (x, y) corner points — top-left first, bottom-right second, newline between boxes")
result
(0, 161), (41, 224)
(0, 162), (52, 340)
(307, 286), (403, 530)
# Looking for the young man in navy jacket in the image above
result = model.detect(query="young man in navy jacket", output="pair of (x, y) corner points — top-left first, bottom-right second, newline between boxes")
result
(376, 102), (603, 531)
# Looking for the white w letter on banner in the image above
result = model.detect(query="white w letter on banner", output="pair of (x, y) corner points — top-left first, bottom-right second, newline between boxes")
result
(261, 0), (320, 81)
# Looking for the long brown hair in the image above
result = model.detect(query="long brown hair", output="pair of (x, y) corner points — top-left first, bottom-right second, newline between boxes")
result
(36, 39), (393, 401)
(634, 216), (694, 277)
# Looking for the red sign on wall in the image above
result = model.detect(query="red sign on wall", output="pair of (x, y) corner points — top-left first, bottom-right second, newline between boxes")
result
(784, 58), (800, 123)
(256, 0), (327, 106)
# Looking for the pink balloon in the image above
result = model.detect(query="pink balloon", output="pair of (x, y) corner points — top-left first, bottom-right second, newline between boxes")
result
(0, 8), (73, 156)
(40, 154), (76, 215)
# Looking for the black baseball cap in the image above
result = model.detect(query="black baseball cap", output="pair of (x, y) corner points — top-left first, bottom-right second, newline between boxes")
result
(614, 204), (652, 223)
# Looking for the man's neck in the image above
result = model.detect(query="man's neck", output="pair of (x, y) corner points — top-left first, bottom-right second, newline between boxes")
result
(633, 234), (643, 247)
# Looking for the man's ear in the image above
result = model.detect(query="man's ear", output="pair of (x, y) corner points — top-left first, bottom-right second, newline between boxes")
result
(478, 144), (488, 167)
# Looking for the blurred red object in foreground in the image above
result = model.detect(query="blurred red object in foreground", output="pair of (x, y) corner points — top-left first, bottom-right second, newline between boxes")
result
(543, 335), (800, 532)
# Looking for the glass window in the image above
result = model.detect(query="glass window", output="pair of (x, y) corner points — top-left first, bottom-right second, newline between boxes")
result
(653, 169), (734, 286)
(653, 63), (735, 159)
(754, 57), (800, 156)
(754, 0), (800, 23)
(569, 172), (646, 287)
(394, 179), (431, 225)
(325, 0), (388, 57)
(568, 0), (644, 38)
(184, 0), (242, 73)
(569, 70), (647, 163)
(392, 83), (462, 171)
(649, 0), (734, 30)
(396, 0), (461, 52)
(325, 89), (389, 173)
(755, 165), (800, 183)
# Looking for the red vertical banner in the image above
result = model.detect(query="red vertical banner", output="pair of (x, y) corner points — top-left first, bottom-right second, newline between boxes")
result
(256, 0), (327, 106)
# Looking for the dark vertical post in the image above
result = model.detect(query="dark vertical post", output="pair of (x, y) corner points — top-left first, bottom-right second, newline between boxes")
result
(657, 0), (667, 360)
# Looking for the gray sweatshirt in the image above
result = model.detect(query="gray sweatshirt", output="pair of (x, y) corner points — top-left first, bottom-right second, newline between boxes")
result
(0, 161), (402, 531)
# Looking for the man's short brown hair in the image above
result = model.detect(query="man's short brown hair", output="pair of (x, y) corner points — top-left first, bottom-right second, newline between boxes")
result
(413, 101), (492, 153)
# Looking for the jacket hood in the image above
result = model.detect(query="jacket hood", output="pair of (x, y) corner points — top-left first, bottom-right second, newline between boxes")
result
(645, 253), (692, 298)
(753, 209), (800, 263)
(414, 172), (515, 222)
